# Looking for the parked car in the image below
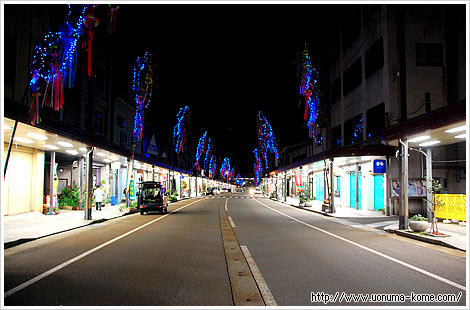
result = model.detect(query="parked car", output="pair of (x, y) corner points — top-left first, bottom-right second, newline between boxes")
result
(250, 187), (263, 195)
(206, 187), (218, 195)
(137, 181), (168, 215)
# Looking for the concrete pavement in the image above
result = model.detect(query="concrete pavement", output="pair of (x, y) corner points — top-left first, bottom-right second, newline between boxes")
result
(3, 203), (130, 247)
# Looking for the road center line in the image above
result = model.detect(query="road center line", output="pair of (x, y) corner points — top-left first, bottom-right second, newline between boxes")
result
(4, 198), (205, 299)
(253, 198), (466, 291)
(228, 216), (236, 228)
(225, 198), (228, 212)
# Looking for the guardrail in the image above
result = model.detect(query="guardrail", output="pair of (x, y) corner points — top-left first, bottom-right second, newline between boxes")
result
(434, 194), (466, 222)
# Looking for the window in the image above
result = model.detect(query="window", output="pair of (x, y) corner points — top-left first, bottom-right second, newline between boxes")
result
(365, 37), (384, 78)
(343, 58), (362, 95)
(120, 130), (129, 149)
(92, 109), (104, 135)
(366, 102), (385, 139)
(332, 125), (342, 149)
(117, 116), (126, 128)
(416, 43), (443, 67)
(330, 77), (341, 104)
(344, 114), (363, 146)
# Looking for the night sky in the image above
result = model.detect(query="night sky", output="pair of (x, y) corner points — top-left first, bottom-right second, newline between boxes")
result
(110, 4), (336, 176)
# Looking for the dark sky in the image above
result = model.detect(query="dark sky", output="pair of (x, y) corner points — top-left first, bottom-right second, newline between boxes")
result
(111, 4), (334, 176)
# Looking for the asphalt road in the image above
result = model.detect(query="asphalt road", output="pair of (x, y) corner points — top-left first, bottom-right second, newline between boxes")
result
(3, 192), (467, 307)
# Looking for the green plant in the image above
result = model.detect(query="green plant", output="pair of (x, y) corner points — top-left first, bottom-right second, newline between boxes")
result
(377, 208), (385, 214)
(299, 186), (312, 204)
(58, 186), (80, 207)
(410, 214), (427, 221)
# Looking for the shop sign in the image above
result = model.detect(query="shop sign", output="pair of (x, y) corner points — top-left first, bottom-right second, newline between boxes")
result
(129, 175), (135, 201)
(295, 170), (303, 193)
(373, 160), (386, 174)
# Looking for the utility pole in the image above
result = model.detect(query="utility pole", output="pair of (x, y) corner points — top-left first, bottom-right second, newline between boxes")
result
(399, 138), (409, 229)
(85, 147), (94, 220)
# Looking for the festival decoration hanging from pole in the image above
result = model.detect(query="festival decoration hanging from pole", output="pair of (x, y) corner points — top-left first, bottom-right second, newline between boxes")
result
(236, 174), (243, 187)
(132, 51), (153, 142)
(253, 148), (262, 187)
(194, 131), (208, 171)
(28, 4), (89, 125)
(300, 43), (320, 138)
(209, 155), (216, 179)
(204, 137), (212, 172)
(83, 5), (99, 77)
(257, 111), (279, 169)
(108, 4), (120, 35)
(220, 157), (231, 181)
(173, 106), (190, 153)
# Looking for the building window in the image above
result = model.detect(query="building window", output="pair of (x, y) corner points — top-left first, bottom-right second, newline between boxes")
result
(120, 130), (129, 149)
(92, 109), (104, 135)
(366, 102), (385, 139)
(332, 125), (342, 149)
(330, 77), (341, 104)
(344, 114), (363, 146)
(343, 58), (362, 95)
(117, 116), (126, 128)
(365, 37), (384, 78)
(416, 43), (443, 67)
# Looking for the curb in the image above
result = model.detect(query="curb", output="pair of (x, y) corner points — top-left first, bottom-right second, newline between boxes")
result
(393, 229), (465, 252)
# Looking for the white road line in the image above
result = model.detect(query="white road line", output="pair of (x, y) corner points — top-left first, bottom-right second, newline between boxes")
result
(253, 198), (466, 292)
(225, 198), (228, 212)
(240, 245), (277, 306)
(4, 199), (205, 298)
(228, 216), (236, 228)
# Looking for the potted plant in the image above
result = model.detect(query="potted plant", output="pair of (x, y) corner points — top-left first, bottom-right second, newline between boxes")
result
(299, 186), (311, 207)
(409, 214), (430, 232)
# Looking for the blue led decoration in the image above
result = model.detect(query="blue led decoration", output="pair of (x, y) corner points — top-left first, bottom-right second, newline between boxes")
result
(28, 4), (89, 125)
(351, 116), (363, 144)
(236, 174), (243, 187)
(257, 111), (279, 169)
(132, 51), (153, 142)
(194, 131), (208, 171)
(173, 106), (190, 153)
(253, 148), (262, 187)
(209, 155), (216, 179)
(220, 157), (231, 180)
(204, 138), (212, 171)
(300, 43), (320, 138)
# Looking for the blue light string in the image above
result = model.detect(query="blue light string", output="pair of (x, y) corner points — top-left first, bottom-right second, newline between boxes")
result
(194, 131), (208, 170)
(173, 106), (189, 153)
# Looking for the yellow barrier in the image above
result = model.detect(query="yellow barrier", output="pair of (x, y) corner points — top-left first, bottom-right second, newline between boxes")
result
(434, 194), (467, 222)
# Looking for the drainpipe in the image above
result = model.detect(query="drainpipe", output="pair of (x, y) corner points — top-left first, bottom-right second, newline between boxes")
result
(355, 163), (359, 210)
(426, 148), (433, 222)
(330, 159), (335, 213)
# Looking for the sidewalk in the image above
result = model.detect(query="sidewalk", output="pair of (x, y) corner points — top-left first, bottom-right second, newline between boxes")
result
(275, 198), (467, 252)
(3, 203), (129, 247)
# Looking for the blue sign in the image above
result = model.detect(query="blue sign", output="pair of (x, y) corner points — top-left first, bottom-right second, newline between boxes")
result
(373, 160), (387, 174)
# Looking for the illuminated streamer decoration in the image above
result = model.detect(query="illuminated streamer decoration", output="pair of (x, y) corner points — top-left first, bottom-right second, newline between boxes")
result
(83, 5), (99, 77)
(257, 111), (279, 169)
(28, 4), (88, 125)
(108, 4), (120, 34)
(300, 43), (320, 138)
(194, 131), (208, 171)
(204, 138), (212, 171)
(220, 157), (231, 180)
(236, 174), (243, 187)
(132, 51), (153, 142)
(209, 155), (216, 179)
(253, 148), (262, 187)
(173, 106), (190, 153)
